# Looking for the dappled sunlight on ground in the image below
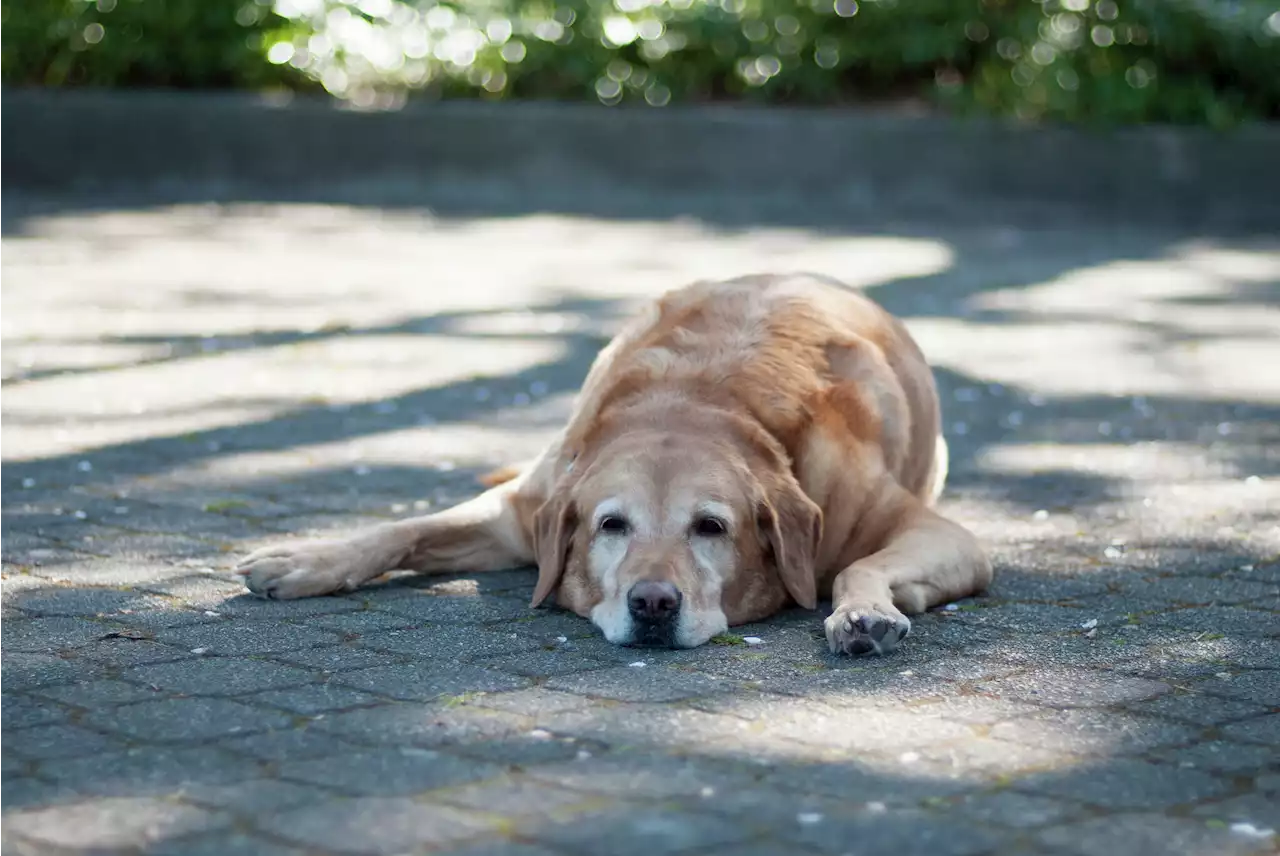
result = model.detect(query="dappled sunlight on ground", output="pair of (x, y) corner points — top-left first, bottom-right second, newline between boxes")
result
(3, 192), (1278, 855)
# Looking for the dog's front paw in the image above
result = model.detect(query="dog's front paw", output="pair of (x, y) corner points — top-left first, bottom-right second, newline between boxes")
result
(824, 602), (911, 656)
(234, 540), (367, 599)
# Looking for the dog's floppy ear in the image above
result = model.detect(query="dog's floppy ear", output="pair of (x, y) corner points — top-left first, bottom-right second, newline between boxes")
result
(757, 475), (823, 610)
(530, 492), (578, 607)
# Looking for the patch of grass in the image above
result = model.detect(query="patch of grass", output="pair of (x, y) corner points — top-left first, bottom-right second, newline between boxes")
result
(440, 691), (486, 708)
(710, 633), (746, 646)
(203, 499), (250, 513)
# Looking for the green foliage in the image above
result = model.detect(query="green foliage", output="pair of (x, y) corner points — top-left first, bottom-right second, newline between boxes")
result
(1, 0), (291, 88)
(4, 0), (1278, 123)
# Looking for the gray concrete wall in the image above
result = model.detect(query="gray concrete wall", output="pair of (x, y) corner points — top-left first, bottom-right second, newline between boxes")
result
(4, 89), (1278, 233)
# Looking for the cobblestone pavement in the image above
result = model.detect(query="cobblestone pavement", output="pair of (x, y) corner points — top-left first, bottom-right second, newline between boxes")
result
(3, 184), (1279, 856)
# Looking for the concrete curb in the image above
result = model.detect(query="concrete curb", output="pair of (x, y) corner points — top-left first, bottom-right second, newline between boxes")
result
(4, 88), (1279, 232)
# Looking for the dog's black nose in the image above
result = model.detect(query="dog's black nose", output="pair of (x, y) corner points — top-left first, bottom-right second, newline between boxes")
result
(627, 581), (682, 623)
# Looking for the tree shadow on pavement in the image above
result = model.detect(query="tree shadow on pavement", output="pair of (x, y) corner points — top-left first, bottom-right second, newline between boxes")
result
(2, 533), (1277, 855)
(4, 131), (1279, 854)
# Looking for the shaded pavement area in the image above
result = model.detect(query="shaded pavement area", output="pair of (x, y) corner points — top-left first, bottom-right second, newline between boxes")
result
(3, 99), (1279, 856)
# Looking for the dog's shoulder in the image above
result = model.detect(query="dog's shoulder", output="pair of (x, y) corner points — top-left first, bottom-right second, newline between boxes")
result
(564, 274), (932, 474)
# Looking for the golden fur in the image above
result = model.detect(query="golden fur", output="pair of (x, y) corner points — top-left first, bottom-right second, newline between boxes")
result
(238, 274), (992, 654)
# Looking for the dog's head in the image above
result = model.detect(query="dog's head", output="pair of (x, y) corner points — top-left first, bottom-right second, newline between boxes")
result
(529, 421), (822, 648)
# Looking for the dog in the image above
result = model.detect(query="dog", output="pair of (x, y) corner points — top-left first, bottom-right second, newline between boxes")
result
(237, 274), (992, 655)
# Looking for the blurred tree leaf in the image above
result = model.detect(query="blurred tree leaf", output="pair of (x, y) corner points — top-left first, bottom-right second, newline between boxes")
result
(3, 0), (1277, 123)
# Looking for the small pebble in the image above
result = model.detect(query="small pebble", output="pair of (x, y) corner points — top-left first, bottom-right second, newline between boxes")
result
(1032, 509), (1049, 521)
(1215, 672), (1232, 679)
(203, 611), (220, 617)
(529, 381), (549, 397)
(21, 478), (36, 488)
(628, 661), (647, 668)
(190, 647), (209, 655)
(527, 729), (552, 741)
(400, 747), (434, 757)
(76, 461), (93, 472)
(353, 465), (371, 476)
(73, 510), (88, 520)
(699, 786), (715, 798)
(743, 636), (764, 645)
(556, 635), (568, 643)
(797, 812), (823, 824)
(575, 749), (592, 761)
(942, 603), (959, 612)
(899, 752), (920, 764)
(1229, 823), (1274, 839)
(865, 801), (887, 814)
(1080, 619), (1098, 630)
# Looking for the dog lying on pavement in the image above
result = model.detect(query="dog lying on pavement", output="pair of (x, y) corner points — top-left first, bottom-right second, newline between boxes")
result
(237, 274), (992, 655)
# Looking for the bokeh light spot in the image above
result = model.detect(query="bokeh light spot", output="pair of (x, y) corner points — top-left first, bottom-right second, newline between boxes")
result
(602, 16), (637, 46)
(267, 41), (295, 64)
(833, 0), (857, 19)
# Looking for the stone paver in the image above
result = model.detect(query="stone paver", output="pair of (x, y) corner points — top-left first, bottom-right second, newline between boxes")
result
(3, 102), (1279, 856)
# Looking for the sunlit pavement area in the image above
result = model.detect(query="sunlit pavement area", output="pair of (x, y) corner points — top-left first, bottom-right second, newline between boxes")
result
(3, 95), (1279, 856)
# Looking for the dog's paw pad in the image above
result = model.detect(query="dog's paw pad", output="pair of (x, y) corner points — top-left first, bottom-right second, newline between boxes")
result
(234, 540), (354, 600)
(824, 606), (911, 656)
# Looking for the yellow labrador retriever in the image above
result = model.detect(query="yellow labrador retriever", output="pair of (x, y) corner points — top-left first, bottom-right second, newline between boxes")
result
(237, 274), (992, 655)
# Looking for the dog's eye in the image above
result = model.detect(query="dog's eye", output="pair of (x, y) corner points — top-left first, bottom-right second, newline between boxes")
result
(598, 515), (630, 535)
(692, 516), (727, 537)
